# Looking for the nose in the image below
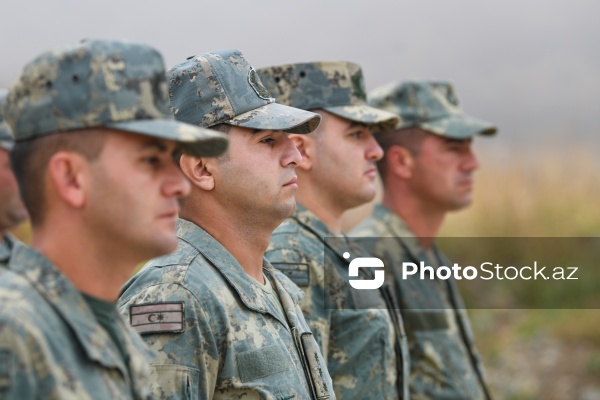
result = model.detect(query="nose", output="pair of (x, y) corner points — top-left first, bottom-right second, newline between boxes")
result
(365, 131), (384, 162)
(462, 148), (479, 172)
(281, 134), (303, 167)
(164, 162), (192, 198)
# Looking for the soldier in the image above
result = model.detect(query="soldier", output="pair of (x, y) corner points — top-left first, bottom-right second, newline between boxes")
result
(352, 80), (496, 399)
(258, 62), (410, 399)
(118, 49), (336, 400)
(0, 102), (27, 266)
(0, 39), (227, 399)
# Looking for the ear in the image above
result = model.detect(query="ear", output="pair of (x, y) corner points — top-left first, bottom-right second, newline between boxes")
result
(387, 145), (415, 180)
(289, 134), (314, 171)
(179, 154), (215, 191)
(47, 151), (88, 209)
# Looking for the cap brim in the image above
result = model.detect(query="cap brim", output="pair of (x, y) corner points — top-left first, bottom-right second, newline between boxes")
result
(107, 119), (228, 158)
(324, 104), (399, 133)
(226, 102), (321, 134)
(0, 141), (12, 151)
(420, 114), (497, 139)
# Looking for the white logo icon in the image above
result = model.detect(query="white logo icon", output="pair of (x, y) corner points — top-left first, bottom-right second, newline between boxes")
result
(344, 252), (385, 290)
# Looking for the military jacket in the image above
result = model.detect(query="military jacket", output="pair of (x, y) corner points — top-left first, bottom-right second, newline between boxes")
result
(0, 233), (16, 267)
(118, 218), (335, 400)
(266, 205), (409, 400)
(352, 204), (492, 400)
(0, 241), (153, 399)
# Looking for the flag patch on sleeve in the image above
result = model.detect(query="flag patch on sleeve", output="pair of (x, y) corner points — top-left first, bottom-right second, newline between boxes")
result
(130, 302), (185, 334)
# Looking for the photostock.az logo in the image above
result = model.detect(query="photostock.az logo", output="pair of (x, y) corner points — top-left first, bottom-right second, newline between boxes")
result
(343, 252), (385, 290)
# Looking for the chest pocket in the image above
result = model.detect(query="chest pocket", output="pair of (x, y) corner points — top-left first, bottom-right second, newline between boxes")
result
(236, 346), (291, 382)
(266, 248), (310, 287)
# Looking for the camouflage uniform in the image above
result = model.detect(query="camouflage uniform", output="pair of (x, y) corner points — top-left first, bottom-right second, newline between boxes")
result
(259, 62), (409, 400)
(353, 206), (491, 400)
(0, 110), (17, 268)
(118, 50), (333, 400)
(353, 80), (496, 399)
(267, 206), (409, 400)
(0, 39), (227, 399)
(0, 241), (154, 399)
(119, 219), (333, 399)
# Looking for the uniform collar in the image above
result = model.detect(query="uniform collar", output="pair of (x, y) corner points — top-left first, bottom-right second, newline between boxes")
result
(373, 204), (425, 262)
(0, 233), (17, 264)
(373, 204), (449, 265)
(7, 242), (150, 392)
(176, 218), (304, 311)
(291, 204), (370, 263)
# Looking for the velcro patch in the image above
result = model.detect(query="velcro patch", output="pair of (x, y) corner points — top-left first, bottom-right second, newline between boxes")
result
(130, 302), (185, 335)
(236, 346), (290, 382)
(271, 263), (310, 287)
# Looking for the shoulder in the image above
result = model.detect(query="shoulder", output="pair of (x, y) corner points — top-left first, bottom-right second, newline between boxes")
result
(351, 216), (387, 237)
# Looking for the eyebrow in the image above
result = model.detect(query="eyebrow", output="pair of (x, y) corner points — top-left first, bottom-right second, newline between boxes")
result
(444, 138), (472, 145)
(139, 139), (169, 152)
(347, 122), (368, 130)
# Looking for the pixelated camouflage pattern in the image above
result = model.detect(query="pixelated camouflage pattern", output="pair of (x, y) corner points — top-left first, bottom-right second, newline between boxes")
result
(352, 204), (492, 400)
(118, 218), (335, 400)
(167, 49), (320, 134)
(257, 62), (399, 132)
(0, 241), (153, 399)
(369, 80), (497, 138)
(0, 95), (13, 151)
(3, 39), (227, 157)
(266, 205), (409, 400)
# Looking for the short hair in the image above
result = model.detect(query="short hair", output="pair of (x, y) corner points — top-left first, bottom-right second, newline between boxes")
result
(10, 129), (105, 226)
(173, 123), (232, 165)
(376, 127), (429, 182)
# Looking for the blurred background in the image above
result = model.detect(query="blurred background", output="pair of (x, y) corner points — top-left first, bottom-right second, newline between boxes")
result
(3, 0), (599, 398)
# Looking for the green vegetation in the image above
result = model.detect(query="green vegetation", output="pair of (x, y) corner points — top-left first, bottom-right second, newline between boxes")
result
(442, 148), (600, 399)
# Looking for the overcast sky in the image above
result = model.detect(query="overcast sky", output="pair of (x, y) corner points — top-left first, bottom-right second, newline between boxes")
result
(1, 0), (598, 152)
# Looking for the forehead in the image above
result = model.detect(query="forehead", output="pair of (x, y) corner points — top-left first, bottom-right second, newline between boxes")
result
(425, 132), (472, 146)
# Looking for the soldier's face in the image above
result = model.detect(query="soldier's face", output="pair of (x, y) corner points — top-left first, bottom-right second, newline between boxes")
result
(310, 112), (383, 210)
(0, 148), (27, 233)
(213, 126), (301, 223)
(409, 134), (479, 211)
(85, 130), (191, 260)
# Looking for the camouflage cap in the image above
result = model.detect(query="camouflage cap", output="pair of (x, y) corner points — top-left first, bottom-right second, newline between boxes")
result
(3, 39), (228, 157)
(168, 49), (320, 134)
(369, 80), (497, 138)
(0, 94), (14, 151)
(257, 61), (399, 132)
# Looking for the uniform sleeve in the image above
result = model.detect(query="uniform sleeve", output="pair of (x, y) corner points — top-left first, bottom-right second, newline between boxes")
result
(118, 283), (220, 400)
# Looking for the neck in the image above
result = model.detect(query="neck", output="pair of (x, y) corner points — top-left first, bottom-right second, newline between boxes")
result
(180, 206), (273, 284)
(30, 218), (139, 302)
(382, 188), (445, 249)
(295, 181), (344, 234)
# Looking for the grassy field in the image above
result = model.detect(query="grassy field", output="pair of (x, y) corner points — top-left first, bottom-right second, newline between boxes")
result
(342, 146), (600, 399)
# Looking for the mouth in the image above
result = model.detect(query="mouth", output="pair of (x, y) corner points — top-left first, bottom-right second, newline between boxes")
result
(283, 176), (298, 189)
(364, 167), (377, 179)
(159, 210), (179, 222)
(458, 177), (474, 188)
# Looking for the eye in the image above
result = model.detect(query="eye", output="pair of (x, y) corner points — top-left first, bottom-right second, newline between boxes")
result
(260, 136), (275, 145)
(143, 155), (162, 167)
(349, 130), (364, 139)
